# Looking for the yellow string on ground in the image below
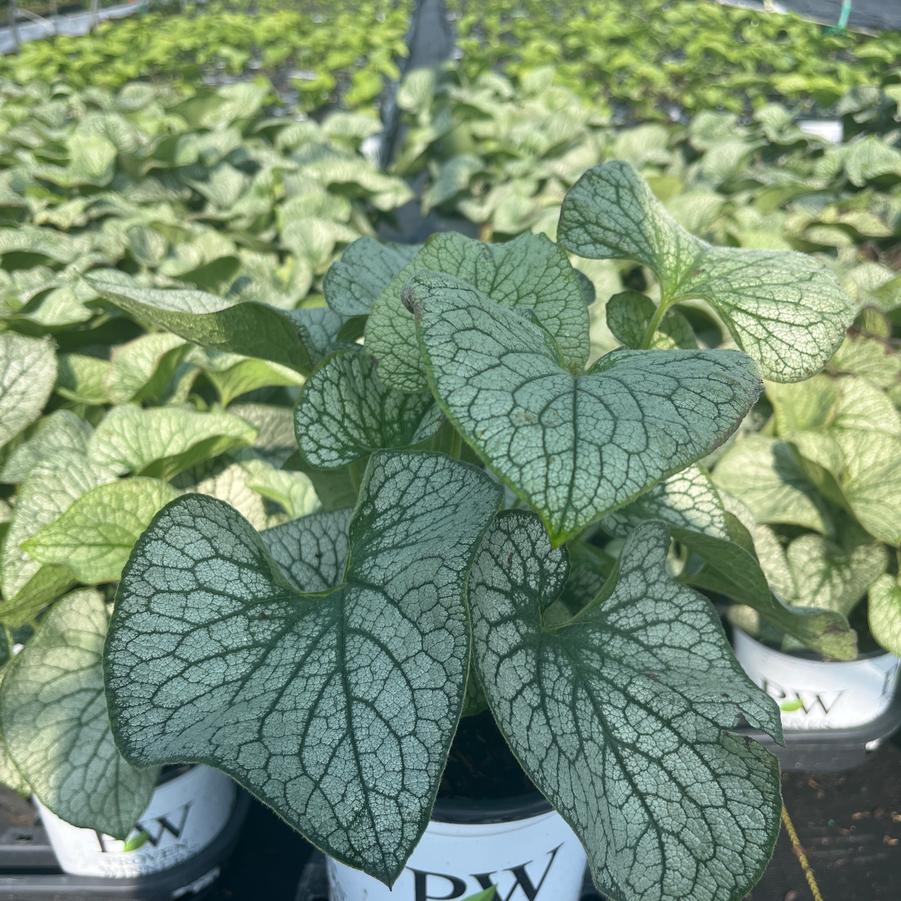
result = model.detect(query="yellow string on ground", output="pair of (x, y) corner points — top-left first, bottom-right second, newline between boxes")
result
(781, 803), (824, 901)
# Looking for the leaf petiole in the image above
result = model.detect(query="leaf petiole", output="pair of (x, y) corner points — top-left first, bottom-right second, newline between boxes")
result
(640, 293), (675, 348)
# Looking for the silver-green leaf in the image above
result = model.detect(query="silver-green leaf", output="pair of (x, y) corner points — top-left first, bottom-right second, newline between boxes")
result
(366, 231), (590, 392)
(0, 589), (156, 836)
(294, 350), (442, 469)
(411, 273), (760, 544)
(323, 237), (421, 317)
(105, 452), (502, 883)
(559, 161), (854, 381)
(470, 513), (781, 901)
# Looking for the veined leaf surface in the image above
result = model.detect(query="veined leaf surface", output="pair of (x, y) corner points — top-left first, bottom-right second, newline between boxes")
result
(88, 405), (256, 480)
(105, 452), (502, 883)
(0, 334), (57, 450)
(294, 350), (442, 469)
(470, 514), (781, 901)
(410, 273), (760, 544)
(0, 590), (156, 836)
(602, 466), (728, 539)
(559, 161), (854, 381)
(869, 575), (901, 657)
(366, 231), (590, 392)
(323, 236), (421, 317)
(23, 478), (179, 584)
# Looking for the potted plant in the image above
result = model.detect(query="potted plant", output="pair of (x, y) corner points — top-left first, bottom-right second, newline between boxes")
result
(96, 160), (859, 900)
(711, 332), (900, 734)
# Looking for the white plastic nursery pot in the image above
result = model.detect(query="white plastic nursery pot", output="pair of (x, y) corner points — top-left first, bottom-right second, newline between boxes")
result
(34, 765), (236, 878)
(327, 793), (587, 901)
(733, 627), (901, 731)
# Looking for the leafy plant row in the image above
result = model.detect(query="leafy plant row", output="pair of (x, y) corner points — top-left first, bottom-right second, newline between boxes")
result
(0, 0), (412, 113)
(447, 0), (901, 122)
(0, 72), (412, 646)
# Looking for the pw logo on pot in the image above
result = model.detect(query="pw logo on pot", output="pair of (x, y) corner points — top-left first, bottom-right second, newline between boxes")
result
(410, 844), (562, 901)
(95, 802), (191, 854)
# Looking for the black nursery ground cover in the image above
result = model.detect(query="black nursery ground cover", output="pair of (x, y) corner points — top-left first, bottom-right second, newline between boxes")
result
(209, 736), (901, 901)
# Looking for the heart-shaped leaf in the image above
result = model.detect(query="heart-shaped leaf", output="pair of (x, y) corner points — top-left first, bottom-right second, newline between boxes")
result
(0, 410), (91, 485)
(559, 161), (854, 381)
(366, 231), (590, 392)
(294, 350), (442, 469)
(767, 376), (901, 546)
(784, 533), (887, 618)
(1, 450), (119, 626)
(470, 513), (781, 901)
(22, 478), (179, 585)
(323, 237), (421, 317)
(106, 452), (502, 884)
(0, 589), (156, 836)
(410, 273), (760, 544)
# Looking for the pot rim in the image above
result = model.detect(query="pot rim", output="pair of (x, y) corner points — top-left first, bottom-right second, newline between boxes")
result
(432, 790), (552, 824)
(732, 625), (897, 666)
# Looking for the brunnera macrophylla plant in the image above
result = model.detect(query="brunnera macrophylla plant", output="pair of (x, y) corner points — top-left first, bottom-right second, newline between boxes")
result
(99, 162), (856, 900)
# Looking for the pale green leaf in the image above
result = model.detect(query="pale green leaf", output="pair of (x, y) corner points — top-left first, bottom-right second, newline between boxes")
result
(190, 351), (304, 407)
(23, 478), (179, 585)
(712, 436), (833, 534)
(0, 334), (56, 450)
(106, 333), (189, 405)
(869, 574), (901, 657)
(0, 411), (91, 484)
(785, 534), (887, 618)
(366, 231), (590, 392)
(1, 451), (118, 625)
(827, 335), (900, 391)
(411, 274), (760, 544)
(180, 461), (270, 531)
(0, 590), (156, 836)
(105, 452), (502, 883)
(677, 514), (857, 660)
(559, 161), (854, 382)
(56, 354), (112, 406)
(238, 458), (320, 521)
(323, 237), (420, 317)
(470, 514), (781, 901)
(88, 405), (257, 480)
(295, 350), (442, 469)
(768, 376), (901, 545)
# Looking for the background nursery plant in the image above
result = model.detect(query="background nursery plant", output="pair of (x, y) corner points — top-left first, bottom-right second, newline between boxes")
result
(82, 160), (862, 901)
